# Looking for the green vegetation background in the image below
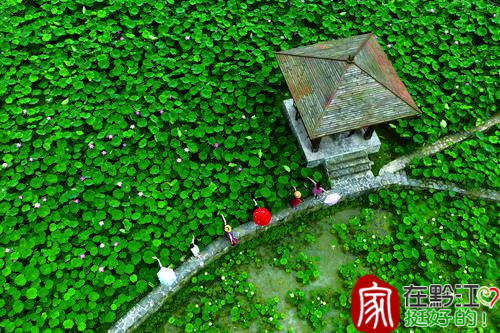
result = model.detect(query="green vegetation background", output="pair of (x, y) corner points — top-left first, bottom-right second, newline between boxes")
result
(0, 0), (498, 331)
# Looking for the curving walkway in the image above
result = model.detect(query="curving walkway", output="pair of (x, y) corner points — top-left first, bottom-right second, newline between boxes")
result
(109, 170), (499, 332)
(333, 171), (500, 202)
(379, 113), (500, 175)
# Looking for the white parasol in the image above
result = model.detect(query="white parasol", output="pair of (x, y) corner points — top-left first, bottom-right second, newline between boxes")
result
(323, 193), (341, 206)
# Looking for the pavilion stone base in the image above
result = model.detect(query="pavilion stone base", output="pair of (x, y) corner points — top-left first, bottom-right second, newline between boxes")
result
(282, 99), (381, 185)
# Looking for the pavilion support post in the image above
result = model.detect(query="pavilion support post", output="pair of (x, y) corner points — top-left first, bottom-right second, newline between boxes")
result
(311, 138), (321, 152)
(293, 102), (300, 121)
(363, 126), (375, 140)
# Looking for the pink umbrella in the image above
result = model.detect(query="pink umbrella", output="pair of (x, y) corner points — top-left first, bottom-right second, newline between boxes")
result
(323, 193), (341, 206)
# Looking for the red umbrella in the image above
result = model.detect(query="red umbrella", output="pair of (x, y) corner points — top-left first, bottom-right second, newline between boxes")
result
(252, 199), (272, 226)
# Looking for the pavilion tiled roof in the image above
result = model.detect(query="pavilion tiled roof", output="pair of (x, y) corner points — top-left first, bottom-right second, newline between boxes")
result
(275, 33), (421, 139)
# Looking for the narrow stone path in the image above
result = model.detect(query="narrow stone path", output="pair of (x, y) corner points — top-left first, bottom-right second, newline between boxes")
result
(334, 171), (500, 202)
(379, 113), (500, 175)
(109, 196), (322, 333)
(110, 111), (500, 333)
(109, 170), (499, 332)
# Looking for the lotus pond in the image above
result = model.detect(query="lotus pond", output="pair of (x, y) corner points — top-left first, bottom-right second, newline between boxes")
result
(141, 190), (499, 332)
(1, 0), (498, 332)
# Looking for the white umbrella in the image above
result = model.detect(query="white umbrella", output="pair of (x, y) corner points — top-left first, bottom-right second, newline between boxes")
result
(152, 256), (176, 286)
(323, 193), (341, 206)
(157, 267), (176, 286)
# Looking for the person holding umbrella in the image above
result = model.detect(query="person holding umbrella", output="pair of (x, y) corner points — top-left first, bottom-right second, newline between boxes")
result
(221, 214), (238, 246)
(190, 235), (204, 266)
(307, 177), (326, 198)
(290, 186), (302, 209)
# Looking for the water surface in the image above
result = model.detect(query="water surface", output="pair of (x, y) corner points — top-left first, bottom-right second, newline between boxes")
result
(162, 208), (392, 332)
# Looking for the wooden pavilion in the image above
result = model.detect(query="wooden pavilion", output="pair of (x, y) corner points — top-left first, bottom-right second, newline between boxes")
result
(276, 33), (421, 152)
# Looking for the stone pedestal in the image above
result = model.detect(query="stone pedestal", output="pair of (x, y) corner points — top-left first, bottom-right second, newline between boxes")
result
(282, 99), (381, 185)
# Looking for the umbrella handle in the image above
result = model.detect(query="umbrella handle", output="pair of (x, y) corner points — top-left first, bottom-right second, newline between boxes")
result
(152, 256), (163, 268)
(221, 214), (227, 225)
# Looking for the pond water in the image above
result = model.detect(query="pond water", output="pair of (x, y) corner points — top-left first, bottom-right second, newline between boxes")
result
(161, 208), (392, 332)
(240, 210), (361, 333)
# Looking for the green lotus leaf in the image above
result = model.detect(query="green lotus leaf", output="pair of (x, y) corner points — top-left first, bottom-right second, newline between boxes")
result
(12, 300), (24, 314)
(14, 274), (27, 286)
(37, 206), (51, 218)
(26, 287), (38, 300)
(63, 319), (74, 329)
